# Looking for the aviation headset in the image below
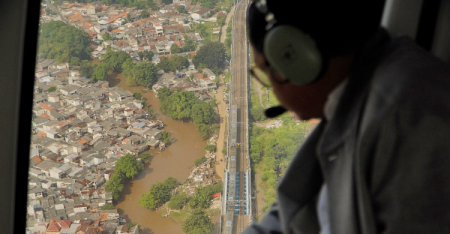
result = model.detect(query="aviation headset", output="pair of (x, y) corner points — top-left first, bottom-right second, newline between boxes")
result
(253, 0), (330, 85)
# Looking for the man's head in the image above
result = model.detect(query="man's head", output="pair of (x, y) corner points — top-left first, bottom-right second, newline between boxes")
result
(247, 0), (385, 120)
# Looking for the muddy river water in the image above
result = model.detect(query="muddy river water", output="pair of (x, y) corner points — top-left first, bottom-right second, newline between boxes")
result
(107, 73), (211, 234)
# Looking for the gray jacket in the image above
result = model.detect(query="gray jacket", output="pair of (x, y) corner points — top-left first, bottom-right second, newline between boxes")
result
(244, 29), (450, 234)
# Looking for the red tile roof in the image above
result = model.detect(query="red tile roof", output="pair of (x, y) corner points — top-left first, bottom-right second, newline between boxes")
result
(39, 103), (53, 111)
(32, 156), (42, 164)
(46, 222), (61, 232)
(55, 220), (72, 228)
(78, 139), (88, 145)
(40, 113), (51, 120)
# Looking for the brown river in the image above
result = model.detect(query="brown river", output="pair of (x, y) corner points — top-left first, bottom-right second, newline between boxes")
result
(106, 73), (217, 234)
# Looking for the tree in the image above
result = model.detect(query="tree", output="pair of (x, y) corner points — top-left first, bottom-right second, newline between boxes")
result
(127, 13), (131, 22)
(102, 50), (129, 72)
(192, 41), (226, 74)
(162, 0), (173, 4)
(105, 173), (124, 201)
(204, 144), (216, 152)
(38, 21), (92, 63)
(161, 130), (171, 145)
(124, 62), (159, 88)
(103, 31), (111, 41)
(146, 0), (156, 8)
(92, 64), (108, 81)
(133, 91), (143, 100)
(121, 59), (135, 70)
(47, 86), (57, 92)
(114, 153), (144, 179)
(168, 192), (188, 210)
(139, 177), (178, 210)
(138, 192), (158, 209)
(139, 152), (151, 161)
(141, 9), (150, 18)
(100, 203), (115, 210)
(170, 43), (181, 54)
(70, 57), (81, 66)
(177, 5), (187, 13)
(79, 61), (97, 78)
(182, 209), (214, 234)
(194, 156), (207, 167)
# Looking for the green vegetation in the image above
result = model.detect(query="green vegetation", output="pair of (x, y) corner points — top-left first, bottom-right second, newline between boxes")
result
(157, 55), (189, 72)
(249, 113), (309, 212)
(133, 91), (143, 100)
(222, 141), (227, 155)
(45, 8), (56, 15)
(47, 86), (57, 92)
(140, 8), (150, 18)
(138, 50), (154, 61)
(124, 221), (141, 231)
(177, 5), (187, 13)
(193, 41), (226, 75)
(100, 0), (155, 9)
(138, 177), (179, 210)
(138, 152), (151, 162)
(92, 63), (108, 81)
(194, 156), (207, 167)
(100, 203), (115, 210)
(249, 86), (266, 122)
(103, 31), (111, 41)
(189, 183), (222, 209)
(225, 19), (233, 60)
(123, 62), (159, 88)
(161, 130), (172, 145)
(223, 69), (230, 83)
(105, 154), (144, 201)
(262, 88), (280, 107)
(191, 0), (218, 9)
(101, 49), (130, 72)
(204, 144), (216, 152)
(158, 87), (219, 139)
(182, 209), (215, 234)
(170, 44), (181, 54)
(79, 60), (97, 78)
(169, 205), (193, 222)
(38, 21), (92, 63)
(168, 192), (188, 210)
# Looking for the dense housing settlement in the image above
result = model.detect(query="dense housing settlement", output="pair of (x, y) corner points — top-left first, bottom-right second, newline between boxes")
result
(27, 0), (232, 233)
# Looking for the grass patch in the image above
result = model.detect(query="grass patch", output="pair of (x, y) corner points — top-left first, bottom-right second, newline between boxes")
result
(262, 89), (280, 107)
(206, 208), (221, 216)
(168, 205), (193, 223)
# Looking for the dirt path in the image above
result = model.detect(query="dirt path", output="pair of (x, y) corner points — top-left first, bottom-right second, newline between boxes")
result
(220, 6), (235, 43)
(213, 82), (228, 181)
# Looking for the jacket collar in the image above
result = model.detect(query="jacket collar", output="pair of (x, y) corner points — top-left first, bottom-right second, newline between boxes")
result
(317, 28), (391, 156)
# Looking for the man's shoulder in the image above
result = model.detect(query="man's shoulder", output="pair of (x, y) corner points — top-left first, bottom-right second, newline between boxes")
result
(366, 36), (450, 118)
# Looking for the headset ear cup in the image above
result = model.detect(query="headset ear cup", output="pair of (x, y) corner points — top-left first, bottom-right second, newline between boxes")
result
(263, 25), (323, 85)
